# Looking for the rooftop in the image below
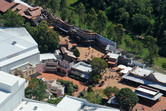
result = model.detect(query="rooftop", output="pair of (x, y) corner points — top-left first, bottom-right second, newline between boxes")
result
(40, 53), (57, 61)
(0, 27), (38, 67)
(130, 66), (152, 77)
(0, 0), (15, 12)
(107, 52), (119, 59)
(72, 62), (92, 73)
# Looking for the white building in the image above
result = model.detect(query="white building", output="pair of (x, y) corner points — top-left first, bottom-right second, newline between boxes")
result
(0, 71), (119, 111)
(0, 71), (25, 111)
(0, 27), (40, 73)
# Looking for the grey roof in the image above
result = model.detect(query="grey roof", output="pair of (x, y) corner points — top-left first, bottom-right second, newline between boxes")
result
(122, 74), (166, 91)
(0, 27), (38, 64)
(72, 62), (92, 73)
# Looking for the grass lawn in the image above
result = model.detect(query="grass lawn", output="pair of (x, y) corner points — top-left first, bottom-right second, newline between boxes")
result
(154, 56), (166, 70)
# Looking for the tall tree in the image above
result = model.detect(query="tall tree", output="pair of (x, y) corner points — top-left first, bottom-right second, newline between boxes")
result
(116, 88), (139, 111)
(95, 10), (108, 35)
(3, 10), (25, 27)
(61, 8), (69, 21)
(60, 0), (67, 10)
(85, 8), (97, 30)
(90, 57), (107, 83)
(114, 24), (125, 45)
(25, 78), (46, 101)
(75, 2), (85, 27)
(49, 0), (60, 14)
(145, 35), (159, 64)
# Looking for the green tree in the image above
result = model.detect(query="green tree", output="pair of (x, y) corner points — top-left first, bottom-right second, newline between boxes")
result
(25, 78), (46, 101)
(104, 86), (119, 99)
(85, 8), (97, 30)
(87, 86), (93, 92)
(61, 8), (69, 21)
(145, 35), (159, 64)
(104, 86), (113, 99)
(85, 91), (102, 104)
(131, 14), (150, 34)
(90, 57), (107, 83)
(73, 48), (80, 57)
(3, 10), (25, 27)
(95, 10), (108, 35)
(75, 2), (85, 27)
(124, 37), (133, 52)
(114, 24), (125, 45)
(162, 63), (166, 70)
(116, 88), (139, 111)
(49, 0), (60, 14)
(60, 0), (67, 10)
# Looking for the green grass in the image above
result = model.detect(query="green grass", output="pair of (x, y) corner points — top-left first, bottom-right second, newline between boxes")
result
(154, 56), (166, 70)
(67, 0), (78, 5)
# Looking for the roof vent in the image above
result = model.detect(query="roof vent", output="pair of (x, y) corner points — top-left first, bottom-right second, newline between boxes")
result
(12, 41), (17, 45)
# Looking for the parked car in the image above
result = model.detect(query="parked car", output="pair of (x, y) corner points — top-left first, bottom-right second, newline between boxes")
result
(98, 81), (104, 87)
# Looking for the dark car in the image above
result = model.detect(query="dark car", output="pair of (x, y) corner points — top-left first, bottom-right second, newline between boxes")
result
(98, 81), (104, 87)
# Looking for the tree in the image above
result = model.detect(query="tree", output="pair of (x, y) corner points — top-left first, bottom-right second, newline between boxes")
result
(61, 8), (69, 21)
(95, 10), (108, 35)
(73, 48), (80, 57)
(3, 10), (25, 27)
(116, 88), (139, 111)
(131, 14), (150, 34)
(162, 63), (166, 70)
(75, 2), (85, 26)
(104, 86), (113, 99)
(85, 91), (102, 104)
(49, 0), (60, 14)
(87, 86), (93, 92)
(124, 37), (133, 52)
(27, 20), (59, 53)
(25, 78), (46, 101)
(90, 57), (107, 83)
(114, 24), (125, 45)
(104, 86), (119, 99)
(47, 97), (62, 105)
(60, 0), (67, 10)
(85, 8), (97, 30)
(145, 35), (159, 64)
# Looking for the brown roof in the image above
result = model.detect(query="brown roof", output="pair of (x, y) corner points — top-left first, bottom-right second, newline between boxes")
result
(23, 6), (42, 19)
(0, 0), (15, 12)
(108, 61), (116, 65)
(11, 3), (29, 16)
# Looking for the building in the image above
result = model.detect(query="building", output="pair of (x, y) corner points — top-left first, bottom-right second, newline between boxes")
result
(103, 52), (119, 67)
(0, 27), (40, 73)
(44, 79), (65, 97)
(10, 62), (36, 79)
(117, 65), (132, 75)
(0, 71), (25, 111)
(40, 53), (57, 63)
(56, 60), (72, 76)
(57, 95), (120, 111)
(0, 71), (119, 111)
(61, 47), (76, 62)
(122, 66), (166, 92)
(134, 85), (163, 101)
(70, 62), (92, 80)
(0, 0), (15, 13)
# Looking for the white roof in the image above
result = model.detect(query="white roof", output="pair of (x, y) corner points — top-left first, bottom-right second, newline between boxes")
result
(131, 67), (152, 76)
(40, 53), (57, 61)
(0, 28), (38, 64)
(14, 100), (59, 111)
(118, 65), (132, 74)
(0, 71), (25, 106)
(57, 96), (83, 111)
(107, 53), (119, 59)
(153, 72), (166, 83)
(136, 87), (157, 96)
(14, 0), (32, 8)
(72, 62), (92, 72)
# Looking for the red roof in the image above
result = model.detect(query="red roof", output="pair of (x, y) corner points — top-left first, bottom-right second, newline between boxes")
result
(23, 6), (42, 19)
(11, 3), (29, 16)
(0, 0), (15, 12)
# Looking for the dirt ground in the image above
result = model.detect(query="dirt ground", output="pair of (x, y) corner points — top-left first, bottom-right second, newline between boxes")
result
(59, 35), (105, 61)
